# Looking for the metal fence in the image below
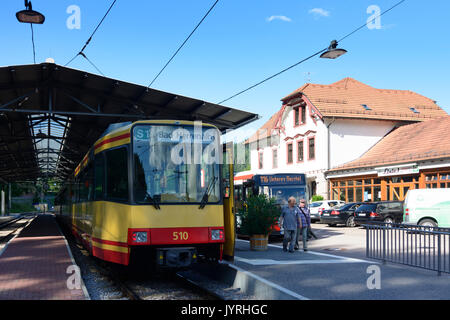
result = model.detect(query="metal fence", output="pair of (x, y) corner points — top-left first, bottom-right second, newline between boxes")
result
(365, 222), (450, 275)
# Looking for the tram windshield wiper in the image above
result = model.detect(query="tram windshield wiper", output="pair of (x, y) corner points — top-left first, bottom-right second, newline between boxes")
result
(199, 176), (217, 209)
(145, 192), (160, 210)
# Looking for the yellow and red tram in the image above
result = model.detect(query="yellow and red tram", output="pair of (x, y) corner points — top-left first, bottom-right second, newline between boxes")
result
(55, 120), (235, 267)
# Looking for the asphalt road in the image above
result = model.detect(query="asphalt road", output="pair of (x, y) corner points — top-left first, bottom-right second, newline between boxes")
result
(270, 223), (369, 259)
(235, 223), (450, 300)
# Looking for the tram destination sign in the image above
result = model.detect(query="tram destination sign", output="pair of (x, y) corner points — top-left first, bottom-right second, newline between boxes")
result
(254, 174), (305, 186)
(134, 126), (217, 144)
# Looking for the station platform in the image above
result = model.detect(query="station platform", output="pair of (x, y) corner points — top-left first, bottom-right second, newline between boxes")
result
(0, 214), (88, 300)
(0, 216), (15, 225)
(205, 238), (450, 300)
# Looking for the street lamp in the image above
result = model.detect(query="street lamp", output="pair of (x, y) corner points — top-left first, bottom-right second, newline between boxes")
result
(16, 0), (45, 24)
(320, 40), (347, 59)
(36, 130), (47, 139)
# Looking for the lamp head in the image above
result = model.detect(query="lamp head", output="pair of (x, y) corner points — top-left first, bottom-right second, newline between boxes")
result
(16, 1), (45, 24)
(320, 40), (347, 59)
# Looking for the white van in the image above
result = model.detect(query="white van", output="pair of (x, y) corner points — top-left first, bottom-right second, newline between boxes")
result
(403, 188), (450, 227)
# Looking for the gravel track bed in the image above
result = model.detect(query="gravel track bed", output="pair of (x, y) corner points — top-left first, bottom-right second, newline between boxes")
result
(58, 219), (253, 300)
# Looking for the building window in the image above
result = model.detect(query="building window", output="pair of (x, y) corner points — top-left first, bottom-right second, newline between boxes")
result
(409, 107), (420, 114)
(297, 140), (304, 162)
(330, 178), (382, 202)
(308, 137), (315, 160)
(301, 106), (306, 124)
(294, 107), (300, 126)
(287, 143), (293, 164)
(310, 181), (317, 196)
(294, 106), (306, 127)
(258, 151), (264, 169)
(426, 172), (450, 188)
(272, 149), (278, 169)
(362, 104), (372, 111)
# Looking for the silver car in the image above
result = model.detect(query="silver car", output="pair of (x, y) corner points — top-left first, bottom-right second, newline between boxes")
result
(309, 200), (346, 222)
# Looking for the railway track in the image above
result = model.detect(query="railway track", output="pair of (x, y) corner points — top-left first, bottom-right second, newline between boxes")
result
(92, 248), (228, 300)
(82, 246), (225, 300)
(58, 218), (225, 300)
(0, 213), (35, 243)
(103, 264), (225, 301)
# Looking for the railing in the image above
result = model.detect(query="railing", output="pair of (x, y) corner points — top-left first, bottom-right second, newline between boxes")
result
(365, 222), (450, 275)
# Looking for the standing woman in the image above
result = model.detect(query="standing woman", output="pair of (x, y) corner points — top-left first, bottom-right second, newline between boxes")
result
(298, 199), (311, 251)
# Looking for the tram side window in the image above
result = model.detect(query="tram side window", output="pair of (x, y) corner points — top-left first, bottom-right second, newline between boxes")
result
(79, 171), (88, 202)
(105, 147), (129, 201)
(79, 164), (94, 202)
(87, 164), (94, 201)
(94, 154), (105, 200)
(72, 179), (79, 203)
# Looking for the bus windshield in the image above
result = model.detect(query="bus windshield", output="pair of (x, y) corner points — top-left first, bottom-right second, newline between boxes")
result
(132, 124), (220, 204)
(269, 186), (307, 207)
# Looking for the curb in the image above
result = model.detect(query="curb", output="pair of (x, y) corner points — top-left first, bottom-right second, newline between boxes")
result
(196, 262), (309, 300)
(0, 215), (35, 257)
(53, 214), (91, 300)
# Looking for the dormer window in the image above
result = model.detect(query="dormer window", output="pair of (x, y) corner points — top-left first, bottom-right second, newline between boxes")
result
(409, 107), (420, 114)
(301, 106), (306, 124)
(361, 104), (372, 111)
(294, 107), (300, 126)
(293, 105), (306, 127)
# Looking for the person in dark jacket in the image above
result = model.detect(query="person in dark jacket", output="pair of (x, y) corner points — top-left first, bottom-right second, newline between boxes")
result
(297, 199), (312, 251)
(279, 197), (301, 253)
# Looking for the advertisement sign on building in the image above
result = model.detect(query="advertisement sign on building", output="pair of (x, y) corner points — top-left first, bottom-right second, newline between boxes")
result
(376, 164), (419, 177)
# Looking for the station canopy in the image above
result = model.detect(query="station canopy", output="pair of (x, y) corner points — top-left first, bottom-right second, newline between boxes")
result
(0, 63), (258, 183)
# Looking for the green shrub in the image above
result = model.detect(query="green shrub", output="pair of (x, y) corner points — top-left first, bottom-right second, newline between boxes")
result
(237, 194), (281, 236)
(311, 195), (324, 202)
(10, 202), (35, 214)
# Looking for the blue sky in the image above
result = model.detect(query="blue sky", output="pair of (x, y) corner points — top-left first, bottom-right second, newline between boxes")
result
(1, 0), (449, 140)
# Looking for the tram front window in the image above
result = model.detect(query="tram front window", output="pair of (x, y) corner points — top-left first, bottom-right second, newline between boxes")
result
(133, 124), (221, 204)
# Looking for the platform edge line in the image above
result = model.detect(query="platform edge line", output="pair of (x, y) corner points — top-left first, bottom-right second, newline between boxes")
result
(53, 215), (91, 300)
(0, 215), (36, 258)
(223, 261), (310, 300)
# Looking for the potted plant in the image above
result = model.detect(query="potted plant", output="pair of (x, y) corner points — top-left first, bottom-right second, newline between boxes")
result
(237, 194), (281, 251)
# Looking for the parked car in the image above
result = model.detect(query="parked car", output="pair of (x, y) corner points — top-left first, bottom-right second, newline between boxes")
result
(403, 188), (450, 228)
(309, 200), (346, 222)
(354, 201), (404, 226)
(320, 202), (364, 227)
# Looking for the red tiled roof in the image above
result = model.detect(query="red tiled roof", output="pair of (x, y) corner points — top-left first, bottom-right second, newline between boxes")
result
(246, 108), (282, 144)
(282, 77), (447, 122)
(248, 78), (447, 144)
(328, 115), (450, 172)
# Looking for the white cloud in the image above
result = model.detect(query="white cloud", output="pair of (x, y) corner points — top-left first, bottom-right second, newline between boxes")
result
(381, 24), (396, 30)
(308, 8), (330, 18)
(266, 15), (292, 23)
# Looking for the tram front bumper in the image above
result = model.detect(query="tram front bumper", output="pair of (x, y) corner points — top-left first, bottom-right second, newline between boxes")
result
(156, 247), (197, 267)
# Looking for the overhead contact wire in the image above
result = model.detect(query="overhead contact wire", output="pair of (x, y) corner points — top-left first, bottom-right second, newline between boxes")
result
(147, 0), (220, 88)
(217, 0), (407, 105)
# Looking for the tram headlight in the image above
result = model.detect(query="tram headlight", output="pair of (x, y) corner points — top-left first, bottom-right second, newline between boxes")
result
(211, 229), (224, 241)
(132, 231), (148, 243)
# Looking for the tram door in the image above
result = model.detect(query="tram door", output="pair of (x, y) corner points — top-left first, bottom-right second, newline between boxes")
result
(222, 142), (235, 262)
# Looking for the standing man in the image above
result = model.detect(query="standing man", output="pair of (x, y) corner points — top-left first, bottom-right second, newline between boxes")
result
(297, 199), (312, 252)
(279, 197), (301, 253)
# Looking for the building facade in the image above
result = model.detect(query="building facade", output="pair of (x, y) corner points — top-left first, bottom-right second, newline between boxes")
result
(247, 78), (447, 200)
(326, 116), (450, 202)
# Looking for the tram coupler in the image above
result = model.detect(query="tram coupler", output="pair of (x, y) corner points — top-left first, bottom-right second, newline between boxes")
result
(156, 247), (197, 268)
